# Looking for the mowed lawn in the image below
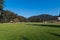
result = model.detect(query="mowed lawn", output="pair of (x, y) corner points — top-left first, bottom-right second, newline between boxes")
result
(0, 23), (60, 40)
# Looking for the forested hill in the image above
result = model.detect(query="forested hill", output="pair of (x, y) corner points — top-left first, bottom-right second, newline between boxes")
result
(28, 14), (58, 22)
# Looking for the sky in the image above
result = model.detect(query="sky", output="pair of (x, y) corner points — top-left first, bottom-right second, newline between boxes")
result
(4, 0), (60, 18)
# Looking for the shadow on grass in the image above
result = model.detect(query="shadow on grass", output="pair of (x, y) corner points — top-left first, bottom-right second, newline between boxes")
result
(48, 32), (60, 37)
(19, 35), (28, 40)
(27, 24), (60, 28)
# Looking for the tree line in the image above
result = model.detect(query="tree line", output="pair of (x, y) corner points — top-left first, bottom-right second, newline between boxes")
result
(0, 10), (27, 23)
(0, 10), (59, 23)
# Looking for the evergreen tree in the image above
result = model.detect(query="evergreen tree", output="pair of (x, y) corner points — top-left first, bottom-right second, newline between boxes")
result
(0, 0), (4, 10)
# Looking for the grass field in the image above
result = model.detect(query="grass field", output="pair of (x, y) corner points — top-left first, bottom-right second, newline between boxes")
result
(0, 23), (60, 40)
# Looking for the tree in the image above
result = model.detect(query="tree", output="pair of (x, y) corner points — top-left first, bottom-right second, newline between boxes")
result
(0, 0), (4, 10)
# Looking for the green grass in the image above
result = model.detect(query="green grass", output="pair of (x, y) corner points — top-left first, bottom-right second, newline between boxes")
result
(0, 23), (60, 40)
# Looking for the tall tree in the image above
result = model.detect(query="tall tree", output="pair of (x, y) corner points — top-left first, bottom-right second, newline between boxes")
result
(0, 0), (5, 23)
(0, 0), (4, 10)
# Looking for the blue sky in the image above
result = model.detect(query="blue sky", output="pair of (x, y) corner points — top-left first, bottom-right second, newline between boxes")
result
(4, 0), (60, 17)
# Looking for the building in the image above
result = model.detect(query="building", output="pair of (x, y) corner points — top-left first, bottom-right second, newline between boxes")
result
(58, 14), (60, 21)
